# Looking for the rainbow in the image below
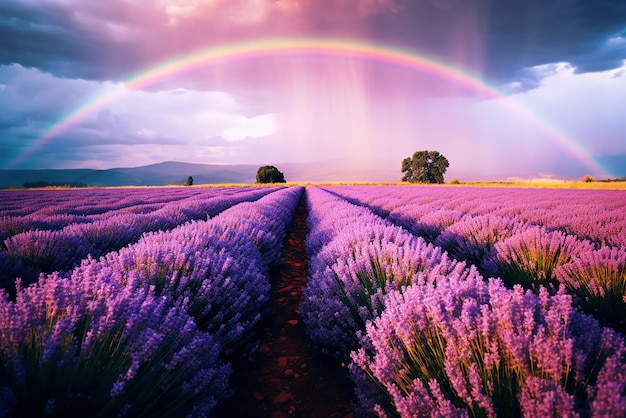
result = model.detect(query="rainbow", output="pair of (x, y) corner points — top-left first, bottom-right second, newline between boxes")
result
(11, 37), (608, 176)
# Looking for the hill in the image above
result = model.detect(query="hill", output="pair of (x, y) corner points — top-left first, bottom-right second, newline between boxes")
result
(0, 162), (257, 188)
(0, 161), (401, 188)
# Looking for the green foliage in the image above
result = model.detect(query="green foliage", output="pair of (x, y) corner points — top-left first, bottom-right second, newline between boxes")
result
(256, 165), (286, 184)
(401, 150), (449, 184)
(331, 259), (398, 332)
(3, 324), (133, 417)
(185, 176), (193, 186)
(23, 181), (87, 188)
(555, 246), (626, 333)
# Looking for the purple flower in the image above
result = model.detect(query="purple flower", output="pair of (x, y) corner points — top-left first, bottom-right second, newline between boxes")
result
(0, 186), (306, 416)
(350, 274), (626, 417)
(555, 245), (626, 332)
(434, 214), (527, 268)
(302, 187), (470, 360)
(483, 226), (595, 291)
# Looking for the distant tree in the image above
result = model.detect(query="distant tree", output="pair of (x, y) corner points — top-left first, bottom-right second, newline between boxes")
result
(581, 175), (595, 183)
(186, 176), (194, 186)
(256, 165), (286, 184)
(401, 150), (449, 184)
(23, 181), (87, 188)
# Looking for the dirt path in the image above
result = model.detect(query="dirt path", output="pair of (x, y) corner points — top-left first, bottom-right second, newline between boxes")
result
(216, 195), (354, 418)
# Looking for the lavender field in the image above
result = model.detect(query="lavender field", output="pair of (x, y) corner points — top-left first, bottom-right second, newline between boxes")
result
(1, 185), (625, 417)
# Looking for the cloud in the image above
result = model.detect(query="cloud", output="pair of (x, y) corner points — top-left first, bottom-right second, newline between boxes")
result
(0, 64), (278, 169)
(2, 0), (625, 91)
(160, 0), (400, 26)
(0, 0), (402, 83)
(513, 61), (626, 157)
(480, 0), (626, 84)
(572, 35), (626, 73)
(161, 0), (274, 26)
(221, 114), (276, 141)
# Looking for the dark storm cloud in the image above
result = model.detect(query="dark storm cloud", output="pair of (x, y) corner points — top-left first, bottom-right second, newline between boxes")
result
(367, 0), (626, 87)
(1, 0), (625, 86)
(0, 1), (145, 80)
(480, 0), (626, 84)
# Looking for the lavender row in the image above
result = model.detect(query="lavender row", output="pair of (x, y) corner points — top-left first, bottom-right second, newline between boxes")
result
(301, 187), (626, 417)
(350, 275), (626, 417)
(0, 187), (269, 240)
(0, 270), (230, 417)
(323, 185), (626, 248)
(322, 186), (626, 332)
(74, 185), (302, 355)
(301, 186), (468, 360)
(0, 187), (276, 292)
(477, 226), (626, 332)
(0, 187), (210, 218)
(0, 186), (303, 416)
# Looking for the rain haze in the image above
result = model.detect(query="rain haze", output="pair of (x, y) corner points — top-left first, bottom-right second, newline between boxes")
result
(1, 0), (625, 181)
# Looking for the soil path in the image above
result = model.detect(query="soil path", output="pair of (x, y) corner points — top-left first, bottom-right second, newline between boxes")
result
(216, 194), (354, 418)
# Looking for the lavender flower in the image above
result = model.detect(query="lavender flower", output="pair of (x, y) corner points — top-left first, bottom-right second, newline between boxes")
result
(3, 230), (98, 286)
(302, 187), (469, 360)
(320, 186), (626, 248)
(0, 186), (304, 416)
(482, 226), (595, 292)
(350, 274), (626, 417)
(0, 270), (231, 417)
(555, 245), (626, 332)
(435, 214), (527, 269)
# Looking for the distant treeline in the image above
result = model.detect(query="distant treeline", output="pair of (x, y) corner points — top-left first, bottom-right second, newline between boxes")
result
(599, 177), (626, 183)
(23, 181), (88, 188)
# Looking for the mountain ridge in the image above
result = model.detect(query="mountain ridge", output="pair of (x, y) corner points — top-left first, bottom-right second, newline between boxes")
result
(0, 161), (402, 188)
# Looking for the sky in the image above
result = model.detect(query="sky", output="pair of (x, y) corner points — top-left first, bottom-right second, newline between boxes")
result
(1, 0), (625, 181)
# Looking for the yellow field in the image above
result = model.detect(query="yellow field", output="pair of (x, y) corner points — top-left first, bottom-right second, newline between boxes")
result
(448, 179), (626, 190)
(7, 179), (626, 190)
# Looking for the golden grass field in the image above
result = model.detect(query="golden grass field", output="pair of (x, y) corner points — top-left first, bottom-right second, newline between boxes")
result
(8, 178), (626, 190)
(285, 179), (626, 190)
(445, 179), (626, 190)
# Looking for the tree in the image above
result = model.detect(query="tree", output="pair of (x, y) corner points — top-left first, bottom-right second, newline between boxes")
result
(401, 150), (449, 184)
(256, 165), (286, 184)
(186, 176), (194, 186)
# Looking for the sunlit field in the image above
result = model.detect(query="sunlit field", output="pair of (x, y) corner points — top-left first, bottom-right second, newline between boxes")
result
(1, 184), (625, 417)
(289, 179), (626, 190)
(453, 179), (626, 190)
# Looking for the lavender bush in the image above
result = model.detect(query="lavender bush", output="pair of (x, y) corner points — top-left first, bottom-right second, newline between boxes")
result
(91, 233), (267, 356)
(350, 274), (626, 417)
(3, 230), (98, 289)
(64, 213), (153, 253)
(555, 245), (626, 333)
(1, 187), (276, 293)
(434, 214), (527, 269)
(482, 226), (595, 292)
(305, 228), (469, 360)
(386, 208), (444, 242)
(0, 250), (34, 297)
(0, 214), (91, 242)
(0, 271), (231, 417)
(302, 187), (468, 360)
(75, 186), (302, 356)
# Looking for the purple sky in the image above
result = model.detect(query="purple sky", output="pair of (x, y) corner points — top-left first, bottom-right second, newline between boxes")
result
(1, 0), (625, 181)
